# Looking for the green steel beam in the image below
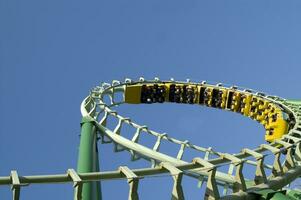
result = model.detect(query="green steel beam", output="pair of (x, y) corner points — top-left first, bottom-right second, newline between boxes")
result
(270, 193), (292, 200)
(77, 117), (101, 200)
(286, 190), (301, 200)
(94, 134), (102, 200)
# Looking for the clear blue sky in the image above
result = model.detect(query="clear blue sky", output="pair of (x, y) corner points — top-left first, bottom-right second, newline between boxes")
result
(1, 1), (301, 199)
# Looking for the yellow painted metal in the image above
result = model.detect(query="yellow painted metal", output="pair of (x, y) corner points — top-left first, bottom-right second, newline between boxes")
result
(124, 82), (289, 142)
(220, 88), (228, 109)
(231, 91), (241, 112)
(256, 100), (269, 125)
(164, 83), (172, 102)
(241, 94), (252, 116)
(124, 85), (142, 104)
(265, 110), (289, 142)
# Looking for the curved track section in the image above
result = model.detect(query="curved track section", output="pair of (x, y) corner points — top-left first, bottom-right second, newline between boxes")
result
(82, 78), (301, 199)
(1, 78), (301, 200)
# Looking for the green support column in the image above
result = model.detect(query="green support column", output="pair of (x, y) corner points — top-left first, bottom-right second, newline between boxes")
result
(77, 116), (102, 200)
(92, 126), (101, 200)
(94, 143), (102, 200)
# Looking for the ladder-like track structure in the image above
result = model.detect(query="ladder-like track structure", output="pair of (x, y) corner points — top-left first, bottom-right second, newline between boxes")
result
(1, 78), (301, 200)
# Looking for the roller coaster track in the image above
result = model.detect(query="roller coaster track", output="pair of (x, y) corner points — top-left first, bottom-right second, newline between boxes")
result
(1, 78), (301, 200)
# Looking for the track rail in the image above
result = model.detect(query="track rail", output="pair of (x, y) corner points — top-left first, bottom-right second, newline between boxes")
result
(1, 78), (301, 200)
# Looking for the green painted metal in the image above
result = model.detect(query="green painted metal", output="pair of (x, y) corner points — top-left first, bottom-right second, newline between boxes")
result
(77, 117), (101, 200)
(94, 138), (102, 200)
(286, 190), (301, 200)
(270, 192), (292, 200)
(286, 100), (301, 105)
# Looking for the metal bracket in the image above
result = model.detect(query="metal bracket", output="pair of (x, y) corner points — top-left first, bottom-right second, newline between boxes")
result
(242, 148), (267, 184)
(160, 162), (185, 200)
(67, 169), (83, 200)
(99, 112), (108, 127)
(222, 163), (235, 195)
(113, 117), (130, 135)
(119, 166), (139, 200)
(10, 170), (21, 200)
(99, 112), (113, 144)
(107, 109), (118, 116)
(275, 139), (293, 149)
(295, 142), (301, 161)
(260, 144), (283, 177)
(193, 158), (220, 199)
(204, 147), (212, 160)
(284, 135), (301, 143)
(221, 153), (246, 192)
(130, 126), (147, 161)
(151, 133), (168, 167)
(292, 129), (301, 136)
(176, 140), (189, 160)
(275, 140), (296, 171)
(113, 118), (123, 135)
(113, 118), (130, 152)
(132, 126), (147, 143)
(153, 133), (167, 152)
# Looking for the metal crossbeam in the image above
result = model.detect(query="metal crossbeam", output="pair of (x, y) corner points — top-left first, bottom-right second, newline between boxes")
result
(193, 158), (220, 199)
(260, 144), (283, 177)
(68, 169), (83, 200)
(242, 148), (267, 184)
(10, 171), (21, 200)
(275, 140), (296, 171)
(160, 162), (185, 200)
(119, 166), (139, 200)
(221, 154), (246, 192)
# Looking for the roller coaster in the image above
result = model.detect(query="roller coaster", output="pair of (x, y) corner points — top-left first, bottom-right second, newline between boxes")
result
(1, 78), (301, 200)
